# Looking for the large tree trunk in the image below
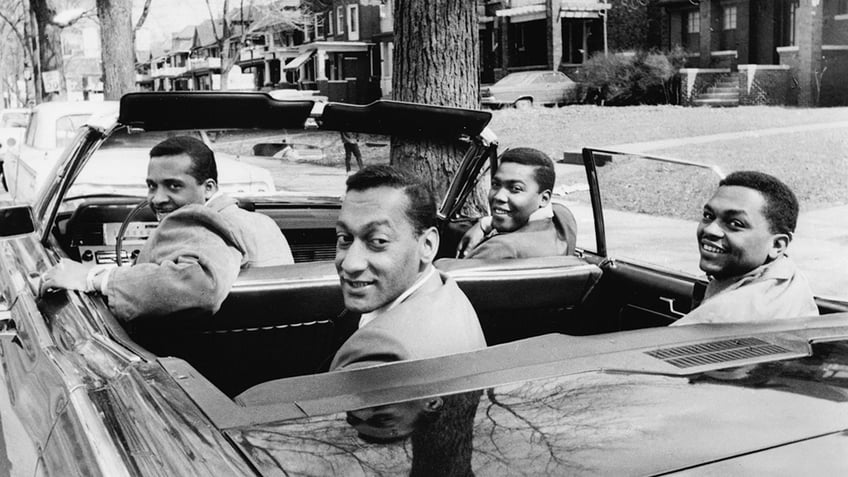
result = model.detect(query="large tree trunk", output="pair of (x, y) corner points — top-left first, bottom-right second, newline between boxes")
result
(30, 0), (65, 102)
(391, 0), (485, 213)
(97, 0), (136, 100)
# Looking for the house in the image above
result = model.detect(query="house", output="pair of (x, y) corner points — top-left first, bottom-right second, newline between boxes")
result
(480, 0), (612, 82)
(281, 0), (384, 103)
(652, 0), (848, 106)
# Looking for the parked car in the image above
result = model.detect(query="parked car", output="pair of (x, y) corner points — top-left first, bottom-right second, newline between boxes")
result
(0, 107), (31, 190)
(480, 70), (580, 109)
(1, 101), (275, 204)
(0, 107), (31, 153)
(0, 92), (846, 475)
(2, 100), (118, 203)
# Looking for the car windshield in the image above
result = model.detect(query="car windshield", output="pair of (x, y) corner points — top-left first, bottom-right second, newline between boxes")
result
(66, 126), (396, 200)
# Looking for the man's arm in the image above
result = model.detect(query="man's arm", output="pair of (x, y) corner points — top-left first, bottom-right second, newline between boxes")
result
(456, 216), (492, 258)
(105, 205), (244, 321)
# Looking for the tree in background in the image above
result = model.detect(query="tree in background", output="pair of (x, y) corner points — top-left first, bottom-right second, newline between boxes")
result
(391, 0), (485, 213)
(97, 0), (134, 99)
(0, 2), (34, 105)
(30, 0), (68, 101)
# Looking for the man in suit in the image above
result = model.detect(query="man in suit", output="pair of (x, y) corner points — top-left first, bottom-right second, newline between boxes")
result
(41, 136), (293, 321)
(457, 147), (576, 259)
(672, 171), (818, 325)
(330, 165), (486, 370)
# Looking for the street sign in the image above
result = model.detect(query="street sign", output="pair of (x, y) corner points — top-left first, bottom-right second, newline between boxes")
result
(42, 70), (62, 93)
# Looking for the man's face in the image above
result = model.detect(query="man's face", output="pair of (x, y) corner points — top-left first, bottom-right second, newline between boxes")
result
(346, 398), (438, 442)
(697, 185), (786, 279)
(335, 186), (436, 313)
(489, 162), (551, 232)
(146, 154), (214, 220)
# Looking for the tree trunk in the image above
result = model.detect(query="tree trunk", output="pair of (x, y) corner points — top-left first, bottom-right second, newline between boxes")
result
(391, 0), (485, 214)
(30, 0), (65, 102)
(97, 0), (136, 100)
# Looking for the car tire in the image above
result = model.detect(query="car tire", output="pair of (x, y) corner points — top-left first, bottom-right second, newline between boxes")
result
(514, 98), (533, 109)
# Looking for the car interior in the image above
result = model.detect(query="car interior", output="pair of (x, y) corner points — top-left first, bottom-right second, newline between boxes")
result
(43, 93), (848, 399)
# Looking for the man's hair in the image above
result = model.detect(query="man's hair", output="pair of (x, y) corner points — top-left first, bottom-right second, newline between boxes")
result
(719, 170), (799, 235)
(498, 147), (556, 192)
(149, 136), (218, 183)
(346, 165), (436, 234)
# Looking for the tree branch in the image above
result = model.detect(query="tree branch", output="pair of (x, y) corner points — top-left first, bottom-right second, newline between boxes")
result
(135, 0), (153, 31)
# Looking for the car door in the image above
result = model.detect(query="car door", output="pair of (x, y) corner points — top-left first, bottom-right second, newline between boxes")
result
(577, 149), (720, 332)
(0, 220), (71, 475)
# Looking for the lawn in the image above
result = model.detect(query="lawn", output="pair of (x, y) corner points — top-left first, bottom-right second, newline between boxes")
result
(489, 105), (848, 210)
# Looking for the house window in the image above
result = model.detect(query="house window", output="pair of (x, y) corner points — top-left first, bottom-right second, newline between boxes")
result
(722, 5), (737, 30)
(314, 15), (324, 40)
(380, 0), (388, 18)
(687, 10), (700, 34)
(326, 11), (333, 36)
(337, 6), (344, 33)
(840, 0), (848, 14)
(348, 5), (358, 33)
(789, 0), (798, 44)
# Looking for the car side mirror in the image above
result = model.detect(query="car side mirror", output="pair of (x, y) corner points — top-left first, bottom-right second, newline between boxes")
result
(0, 205), (36, 239)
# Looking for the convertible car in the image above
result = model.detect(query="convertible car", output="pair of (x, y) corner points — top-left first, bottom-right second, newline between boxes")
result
(0, 92), (846, 476)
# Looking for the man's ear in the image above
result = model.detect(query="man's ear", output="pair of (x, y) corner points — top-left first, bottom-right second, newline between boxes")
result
(418, 226), (440, 266)
(539, 188), (552, 207)
(768, 233), (791, 260)
(203, 178), (219, 200)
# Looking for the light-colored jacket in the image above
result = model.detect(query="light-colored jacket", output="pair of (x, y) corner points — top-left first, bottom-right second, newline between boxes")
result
(106, 194), (292, 321)
(672, 255), (819, 325)
(331, 271), (487, 370)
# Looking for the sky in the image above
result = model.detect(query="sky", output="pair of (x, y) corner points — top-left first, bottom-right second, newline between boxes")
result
(134, 0), (228, 51)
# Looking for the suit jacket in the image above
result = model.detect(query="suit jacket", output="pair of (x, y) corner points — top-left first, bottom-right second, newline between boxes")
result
(106, 194), (291, 321)
(330, 271), (487, 370)
(465, 203), (577, 259)
(672, 255), (819, 325)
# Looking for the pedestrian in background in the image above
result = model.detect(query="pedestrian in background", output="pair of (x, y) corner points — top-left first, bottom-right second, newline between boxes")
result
(340, 131), (363, 173)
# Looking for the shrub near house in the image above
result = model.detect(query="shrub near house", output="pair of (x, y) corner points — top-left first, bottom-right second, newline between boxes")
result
(581, 47), (687, 106)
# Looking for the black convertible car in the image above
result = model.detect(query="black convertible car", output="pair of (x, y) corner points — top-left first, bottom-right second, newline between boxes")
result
(0, 92), (845, 476)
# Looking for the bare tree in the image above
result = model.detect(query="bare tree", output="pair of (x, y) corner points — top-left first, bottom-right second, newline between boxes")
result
(30, 0), (68, 102)
(204, 0), (308, 90)
(391, 0), (484, 211)
(0, 3), (33, 105)
(96, 0), (135, 99)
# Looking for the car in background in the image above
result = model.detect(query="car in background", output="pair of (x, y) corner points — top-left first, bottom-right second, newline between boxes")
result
(2, 100), (117, 202)
(480, 70), (580, 109)
(0, 92), (846, 475)
(0, 107), (31, 153)
(0, 108), (32, 189)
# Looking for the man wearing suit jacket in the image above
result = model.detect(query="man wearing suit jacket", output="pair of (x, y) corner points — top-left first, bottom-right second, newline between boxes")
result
(458, 147), (576, 259)
(330, 165), (486, 371)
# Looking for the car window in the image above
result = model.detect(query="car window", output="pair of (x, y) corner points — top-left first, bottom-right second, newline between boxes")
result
(495, 74), (530, 86)
(55, 114), (92, 150)
(531, 74), (551, 84)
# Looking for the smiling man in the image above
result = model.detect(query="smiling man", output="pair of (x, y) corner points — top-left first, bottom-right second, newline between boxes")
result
(673, 171), (818, 325)
(457, 147), (576, 259)
(41, 136), (292, 321)
(330, 165), (486, 370)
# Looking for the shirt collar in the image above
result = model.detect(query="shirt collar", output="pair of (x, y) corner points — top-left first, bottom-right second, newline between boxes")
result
(205, 190), (224, 206)
(528, 204), (553, 222)
(359, 265), (437, 328)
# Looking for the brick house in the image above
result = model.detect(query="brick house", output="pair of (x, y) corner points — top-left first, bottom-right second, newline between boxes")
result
(653, 0), (848, 106)
(480, 1), (612, 83)
(282, 0), (385, 103)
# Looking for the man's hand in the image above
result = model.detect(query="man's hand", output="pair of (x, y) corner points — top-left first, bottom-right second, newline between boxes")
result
(40, 259), (93, 295)
(456, 220), (488, 258)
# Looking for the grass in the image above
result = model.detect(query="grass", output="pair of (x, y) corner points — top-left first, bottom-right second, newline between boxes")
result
(489, 105), (848, 211)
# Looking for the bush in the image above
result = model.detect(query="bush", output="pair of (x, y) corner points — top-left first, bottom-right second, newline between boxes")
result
(582, 47), (687, 105)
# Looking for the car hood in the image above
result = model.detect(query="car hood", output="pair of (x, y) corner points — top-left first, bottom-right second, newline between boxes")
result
(214, 319), (848, 476)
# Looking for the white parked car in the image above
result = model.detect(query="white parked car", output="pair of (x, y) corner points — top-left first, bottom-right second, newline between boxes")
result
(2, 101), (274, 204)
